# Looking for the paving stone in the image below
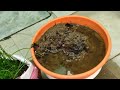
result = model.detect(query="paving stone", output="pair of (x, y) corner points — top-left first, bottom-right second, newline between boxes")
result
(52, 11), (76, 17)
(95, 66), (117, 79)
(0, 13), (55, 59)
(0, 11), (50, 40)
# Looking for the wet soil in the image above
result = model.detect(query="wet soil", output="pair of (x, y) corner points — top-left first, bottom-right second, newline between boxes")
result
(34, 23), (106, 75)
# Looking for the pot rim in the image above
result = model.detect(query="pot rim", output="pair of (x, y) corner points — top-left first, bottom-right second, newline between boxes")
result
(31, 15), (112, 79)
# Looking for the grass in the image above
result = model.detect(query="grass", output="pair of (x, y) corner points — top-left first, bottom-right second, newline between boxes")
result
(0, 45), (28, 79)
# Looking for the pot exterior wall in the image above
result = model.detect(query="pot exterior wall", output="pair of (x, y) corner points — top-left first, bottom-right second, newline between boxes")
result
(45, 68), (102, 79)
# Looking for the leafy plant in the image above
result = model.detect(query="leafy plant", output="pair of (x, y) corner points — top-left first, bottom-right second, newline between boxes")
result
(0, 45), (29, 79)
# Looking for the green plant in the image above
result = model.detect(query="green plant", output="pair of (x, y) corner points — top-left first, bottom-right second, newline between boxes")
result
(0, 45), (30, 79)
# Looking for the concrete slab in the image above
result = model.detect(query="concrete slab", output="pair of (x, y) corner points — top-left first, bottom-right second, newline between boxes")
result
(105, 56), (120, 79)
(72, 11), (120, 59)
(0, 37), (15, 50)
(0, 13), (56, 60)
(52, 11), (76, 17)
(11, 34), (32, 58)
(0, 11), (50, 40)
(18, 13), (56, 37)
(111, 55), (120, 67)
(95, 66), (117, 79)
(0, 43), (22, 56)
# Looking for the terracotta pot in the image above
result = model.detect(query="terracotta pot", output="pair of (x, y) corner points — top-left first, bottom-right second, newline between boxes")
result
(12, 55), (39, 79)
(31, 15), (112, 79)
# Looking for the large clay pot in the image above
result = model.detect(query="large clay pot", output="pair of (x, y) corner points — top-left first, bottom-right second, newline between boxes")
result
(31, 15), (112, 79)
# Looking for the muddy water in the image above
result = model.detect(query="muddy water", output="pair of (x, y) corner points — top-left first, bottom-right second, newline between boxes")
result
(34, 23), (106, 75)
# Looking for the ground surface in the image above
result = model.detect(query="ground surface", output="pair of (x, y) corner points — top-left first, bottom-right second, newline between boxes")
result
(0, 11), (120, 79)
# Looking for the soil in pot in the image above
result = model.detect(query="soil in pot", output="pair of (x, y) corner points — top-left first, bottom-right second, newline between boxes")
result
(33, 23), (106, 75)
